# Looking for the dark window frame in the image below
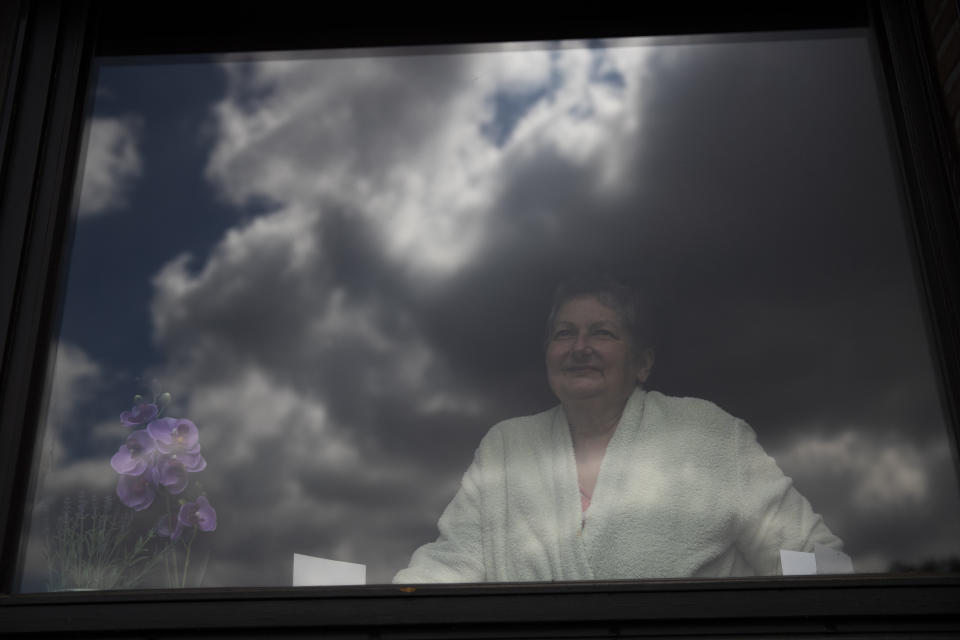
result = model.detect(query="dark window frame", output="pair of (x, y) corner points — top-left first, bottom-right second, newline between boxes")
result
(1, 1), (958, 637)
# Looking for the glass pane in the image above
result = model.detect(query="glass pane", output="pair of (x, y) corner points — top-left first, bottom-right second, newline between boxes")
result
(16, 29), (960, 591)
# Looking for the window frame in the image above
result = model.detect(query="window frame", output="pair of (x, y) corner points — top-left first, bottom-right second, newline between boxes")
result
(1, 1), (958, 636)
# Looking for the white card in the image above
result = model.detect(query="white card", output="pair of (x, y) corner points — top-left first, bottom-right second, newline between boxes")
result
(779, 550), (817, 575)
(814, 543), (854, 574)
(293, 553), (366, 586)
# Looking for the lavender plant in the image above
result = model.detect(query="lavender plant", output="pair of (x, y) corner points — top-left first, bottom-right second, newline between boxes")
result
(44, 492), (162, 590)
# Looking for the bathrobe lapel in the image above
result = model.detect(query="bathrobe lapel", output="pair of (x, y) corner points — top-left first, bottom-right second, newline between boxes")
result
(551, 388), (647, 579)
(549, 406), (593, 579)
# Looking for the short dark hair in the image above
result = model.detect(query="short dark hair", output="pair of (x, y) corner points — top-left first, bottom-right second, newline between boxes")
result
(544, 274), (653, 358)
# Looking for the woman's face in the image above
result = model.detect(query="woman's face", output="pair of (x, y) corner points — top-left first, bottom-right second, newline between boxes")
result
(546, 295), (652, 407)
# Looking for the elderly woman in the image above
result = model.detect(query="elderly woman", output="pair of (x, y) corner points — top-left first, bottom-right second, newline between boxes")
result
(394, 276), (842, 582)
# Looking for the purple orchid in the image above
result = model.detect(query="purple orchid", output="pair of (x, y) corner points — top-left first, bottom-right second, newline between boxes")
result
(116, 469), (157, 511)
(152, 453), (205, 494)
(110, 429), (156, 475)
(156, 513), (184, 541)
(178, 496), (217, 532)
(109, 388), (219, 589)
(147, 417), (202, 455)
(120, 402), (159, 427)
(183, 452), (207, 472)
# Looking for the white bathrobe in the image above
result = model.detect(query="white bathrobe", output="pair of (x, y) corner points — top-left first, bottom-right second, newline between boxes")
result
(394, 388), (842, 583)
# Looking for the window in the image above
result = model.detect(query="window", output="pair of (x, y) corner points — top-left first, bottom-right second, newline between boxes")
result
(2, 2), (959, 636)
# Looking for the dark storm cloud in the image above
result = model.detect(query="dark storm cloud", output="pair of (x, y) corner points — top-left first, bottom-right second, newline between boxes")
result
(408, 37), (931, 426)
(77, 116), (143, 217)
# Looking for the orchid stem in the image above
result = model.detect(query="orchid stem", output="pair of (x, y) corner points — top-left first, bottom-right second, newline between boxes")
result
(181, 527), (197, 588)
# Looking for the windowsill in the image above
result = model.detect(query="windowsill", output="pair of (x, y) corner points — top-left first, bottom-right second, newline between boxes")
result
(4, 575), (960, 635)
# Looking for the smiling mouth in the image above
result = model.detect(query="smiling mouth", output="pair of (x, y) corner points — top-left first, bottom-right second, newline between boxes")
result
(564, 366), (600, 373)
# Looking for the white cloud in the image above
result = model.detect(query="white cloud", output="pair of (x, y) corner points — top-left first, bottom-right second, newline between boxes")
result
(31, 343), (107, 483)
(183, 367), (349, 471)
(40, 457), (117, 495)
(30, 344), (131, 498)
(508, 47), (634, 168)
(203, 43), (652, 278)
(77, 116), (143, 217)
(765, 429), (960, 571)
(776, 430), (943, 511)
(44, 343), (102, 434)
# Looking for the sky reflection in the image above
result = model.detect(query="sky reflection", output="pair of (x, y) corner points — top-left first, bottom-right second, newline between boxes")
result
(18, 31), (960, 590)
